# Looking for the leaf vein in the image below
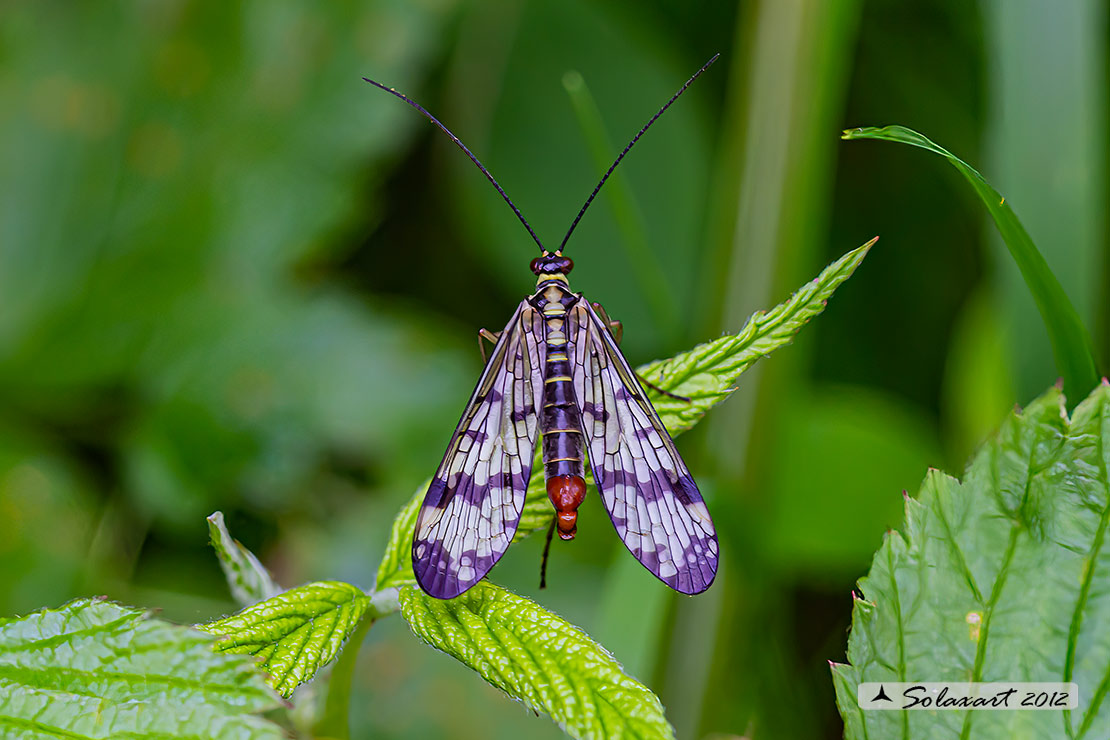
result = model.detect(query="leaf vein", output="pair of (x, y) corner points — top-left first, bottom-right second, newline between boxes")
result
(1075, 398), (1110, 739)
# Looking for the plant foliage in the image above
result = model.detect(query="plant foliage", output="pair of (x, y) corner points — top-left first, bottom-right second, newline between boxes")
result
(376, 482), (426, 591)
(208, 511), (280, 607)
(832, 382), (1110, 739)
(400, 582), (675, 740)
(0, 599), (284, 739)
(842, 125), (1099, 404)
(200, 581), (370, 699)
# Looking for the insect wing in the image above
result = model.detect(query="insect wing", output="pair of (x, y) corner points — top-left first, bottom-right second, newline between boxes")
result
(568, 300), (718, 594)
(413, 301), (546, 599)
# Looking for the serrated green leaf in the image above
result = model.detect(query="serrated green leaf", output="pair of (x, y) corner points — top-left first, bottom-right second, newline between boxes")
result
(641, 238), (875, 435)
(0, 598), (283, 739)
(375, 481), (426, 590)
(833, 382), (1110, 739)
(208, 510), (280, 607)
(399, 581), (674, 740)
(200, 581), (370, 699)
(843, 125), (1099, 405)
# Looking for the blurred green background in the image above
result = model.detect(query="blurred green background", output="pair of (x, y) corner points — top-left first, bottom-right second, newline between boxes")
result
(1, 0), (1106, 738)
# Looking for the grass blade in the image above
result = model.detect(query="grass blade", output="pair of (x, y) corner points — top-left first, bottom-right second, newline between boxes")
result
(842, 125), (1100, 403)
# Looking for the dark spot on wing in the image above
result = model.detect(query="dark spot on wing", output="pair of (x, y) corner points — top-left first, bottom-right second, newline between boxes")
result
(581, 402), (610, 423)
(462, 429), (488, 444)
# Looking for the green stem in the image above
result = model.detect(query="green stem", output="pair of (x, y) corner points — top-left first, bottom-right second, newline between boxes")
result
(313, 588), (400, 740)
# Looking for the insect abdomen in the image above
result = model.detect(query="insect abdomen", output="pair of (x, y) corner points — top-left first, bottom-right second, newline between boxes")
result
(538, 288), (586, 539)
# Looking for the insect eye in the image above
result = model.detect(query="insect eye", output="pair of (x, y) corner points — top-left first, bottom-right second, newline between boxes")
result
(530, 254), (574, 275)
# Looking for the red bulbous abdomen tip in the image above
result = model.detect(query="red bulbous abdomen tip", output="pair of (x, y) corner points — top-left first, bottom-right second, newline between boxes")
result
(547, 475), (586, 540)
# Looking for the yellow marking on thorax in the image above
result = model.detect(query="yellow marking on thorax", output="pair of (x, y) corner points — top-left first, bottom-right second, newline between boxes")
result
(546, 428), (582, 434)
(547, 353), (568, 361)
(536, 273), (568, 287)
(545, 375), (572, 383)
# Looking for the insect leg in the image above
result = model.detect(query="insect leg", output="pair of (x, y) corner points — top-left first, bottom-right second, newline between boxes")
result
(539, 516), (557, 589)
(477, 328), (501, 364)
(638, 375), (691, 402)
(590, 301), (623, 344)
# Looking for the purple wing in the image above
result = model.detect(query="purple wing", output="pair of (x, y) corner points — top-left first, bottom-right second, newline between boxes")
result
(413, 301), (546, 599)
(568, 300), (718, 594)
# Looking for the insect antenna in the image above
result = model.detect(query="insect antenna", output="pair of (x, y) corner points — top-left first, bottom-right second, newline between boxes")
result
(558, 53), (720, 253)
(363, 77), (547, 253)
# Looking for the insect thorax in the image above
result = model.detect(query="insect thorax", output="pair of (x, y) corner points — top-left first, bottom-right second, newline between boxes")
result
(528, 279), (577, 313)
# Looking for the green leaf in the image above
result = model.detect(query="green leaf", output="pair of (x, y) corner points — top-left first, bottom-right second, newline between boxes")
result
(0, 598), (283, 739)
(832, 382), (1110, 739)
(399, 581), (674, 740)
(208, 510), (279, 606)
(375, 480), (427, 590)
(842, 125), (1099, 405)
(199, 581), (370, 699)
(639, 237), (875, 435)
